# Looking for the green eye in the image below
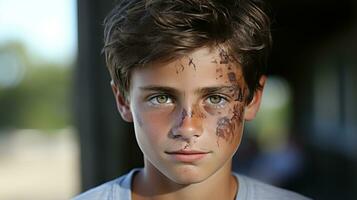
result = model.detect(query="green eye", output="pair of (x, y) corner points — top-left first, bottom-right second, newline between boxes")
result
(209, 95), (223, 104)
(205, 95), (228, 109)
(149, 95), (173, 105)
(156, 95), (168, 103)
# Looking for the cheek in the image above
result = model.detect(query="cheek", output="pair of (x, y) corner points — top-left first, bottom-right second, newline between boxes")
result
(217, 103), (244, 142)
(133, 106), (174, 140)
(203, 103), (245, 145)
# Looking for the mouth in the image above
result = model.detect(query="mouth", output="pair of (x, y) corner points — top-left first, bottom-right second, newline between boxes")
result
(165, 149), (211, 163)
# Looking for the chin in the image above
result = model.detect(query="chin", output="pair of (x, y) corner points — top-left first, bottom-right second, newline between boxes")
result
(164, 165), (210, 185)
(170, 174), (207, 185)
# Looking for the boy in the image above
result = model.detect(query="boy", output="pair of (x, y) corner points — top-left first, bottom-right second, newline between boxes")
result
(74, 0), (311, 199)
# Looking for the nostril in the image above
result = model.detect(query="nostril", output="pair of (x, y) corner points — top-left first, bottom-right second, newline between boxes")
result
(173, 135), (181, 139)
(169, 107), (204, 140)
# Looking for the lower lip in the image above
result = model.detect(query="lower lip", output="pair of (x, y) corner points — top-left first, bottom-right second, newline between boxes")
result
(167, 153), (208, 162)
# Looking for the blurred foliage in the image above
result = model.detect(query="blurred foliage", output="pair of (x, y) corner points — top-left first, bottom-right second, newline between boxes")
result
(245, 77), (292, 151)
(0, 42), (73, 131)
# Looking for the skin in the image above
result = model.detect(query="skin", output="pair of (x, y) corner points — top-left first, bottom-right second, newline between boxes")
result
(112, 47), (266, 200)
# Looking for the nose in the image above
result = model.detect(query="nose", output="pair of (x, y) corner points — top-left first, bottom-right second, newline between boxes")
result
(170, 108), (203, 141)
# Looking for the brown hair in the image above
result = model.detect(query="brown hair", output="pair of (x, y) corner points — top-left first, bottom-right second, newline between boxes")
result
(103, 0), (272, 102)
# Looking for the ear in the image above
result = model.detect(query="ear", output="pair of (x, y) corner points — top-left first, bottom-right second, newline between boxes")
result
(244, 75), (267, 121)
(111, 80), (133, 122)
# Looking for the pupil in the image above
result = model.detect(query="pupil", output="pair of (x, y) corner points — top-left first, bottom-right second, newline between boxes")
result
(158, 96), (167, 103)
(211, 96), (220, 104)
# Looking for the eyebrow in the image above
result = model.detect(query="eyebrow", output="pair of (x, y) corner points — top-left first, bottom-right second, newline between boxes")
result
(139, 85), (237, 96)
(139, 86), (180, 95)
(196, 86), (237, 95)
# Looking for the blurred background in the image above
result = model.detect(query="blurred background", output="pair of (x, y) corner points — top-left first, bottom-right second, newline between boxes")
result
(0, 0), (79, 199)
(0, 0), (356, 199)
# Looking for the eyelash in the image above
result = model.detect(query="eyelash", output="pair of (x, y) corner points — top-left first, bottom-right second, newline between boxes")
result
(146, 94), (229, 109)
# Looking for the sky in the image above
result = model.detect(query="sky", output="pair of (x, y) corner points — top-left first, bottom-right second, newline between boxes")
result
(0, 0), (77, 63)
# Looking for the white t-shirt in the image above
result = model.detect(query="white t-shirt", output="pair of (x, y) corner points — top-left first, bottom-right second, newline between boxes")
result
(73, 168), (311, 200)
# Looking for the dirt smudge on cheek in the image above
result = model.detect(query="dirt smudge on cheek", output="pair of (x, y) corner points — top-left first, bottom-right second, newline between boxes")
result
(215, 103), (244, 146)
(216, 117), (233, 143)
(232, 103), (244, 122)
(192, 104), (207, 119)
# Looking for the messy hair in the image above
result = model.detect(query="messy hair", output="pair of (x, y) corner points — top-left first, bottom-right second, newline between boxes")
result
(103, 0), (272, 102)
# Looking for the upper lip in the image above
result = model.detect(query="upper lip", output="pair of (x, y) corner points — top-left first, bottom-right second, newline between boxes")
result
(165, 149), (211, 154)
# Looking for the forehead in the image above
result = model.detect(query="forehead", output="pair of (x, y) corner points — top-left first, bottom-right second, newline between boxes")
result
(130, 47), (244, 93)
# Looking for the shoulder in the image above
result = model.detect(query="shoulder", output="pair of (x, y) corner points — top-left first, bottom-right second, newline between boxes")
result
(234, 173), (312, 200)
(71, 168), (140, 200)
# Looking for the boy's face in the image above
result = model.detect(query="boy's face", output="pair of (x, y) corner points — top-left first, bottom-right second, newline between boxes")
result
(112, 47), (264, 185)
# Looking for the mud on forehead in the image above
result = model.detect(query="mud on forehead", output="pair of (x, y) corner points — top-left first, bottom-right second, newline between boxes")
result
(170, 47), (242, 73)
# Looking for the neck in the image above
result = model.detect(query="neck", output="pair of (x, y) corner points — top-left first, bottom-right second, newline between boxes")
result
(132, 159), (238, 200)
